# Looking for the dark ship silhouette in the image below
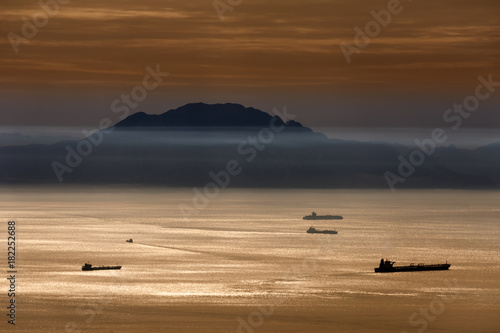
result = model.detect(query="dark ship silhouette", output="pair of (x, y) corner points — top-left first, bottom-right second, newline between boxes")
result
(375, 259), (450, 273)
(303, 212), (343, 220)
(81, 263), (122, 271)
(306, 227), (338, 234)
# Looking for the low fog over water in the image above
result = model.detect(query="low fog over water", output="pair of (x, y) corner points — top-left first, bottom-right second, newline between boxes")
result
(1, 126), (499, 148)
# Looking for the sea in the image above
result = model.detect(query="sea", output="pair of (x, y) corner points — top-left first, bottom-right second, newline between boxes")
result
(1, 187), (499, 332)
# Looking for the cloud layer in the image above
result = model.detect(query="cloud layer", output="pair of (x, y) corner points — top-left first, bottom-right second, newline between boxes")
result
(1, 0), (499, 127)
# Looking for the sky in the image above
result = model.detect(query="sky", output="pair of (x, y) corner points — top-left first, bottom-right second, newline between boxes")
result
(0, 0), (499, 130)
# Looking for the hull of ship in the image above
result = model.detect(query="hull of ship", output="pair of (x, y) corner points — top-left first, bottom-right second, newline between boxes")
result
(375, 264), (450, 273)
(307, 231), (338, 234)
(303, 216), (343, 220)
(82, 266), (122, 271)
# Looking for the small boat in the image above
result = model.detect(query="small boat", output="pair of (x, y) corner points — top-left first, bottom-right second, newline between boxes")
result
(303, 212), (343, 220)
(375, 259), (450, 273)
(81, 263), (122, 271)
(306, 227), (338, 234)
(126, 239), (133, 243)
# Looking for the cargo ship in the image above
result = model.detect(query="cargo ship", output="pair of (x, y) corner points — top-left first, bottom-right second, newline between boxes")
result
(81, 263), (122, 271)
(375, 259), (450, 273)
(306, 227), (338, 234)
(303, 212), (343, 220)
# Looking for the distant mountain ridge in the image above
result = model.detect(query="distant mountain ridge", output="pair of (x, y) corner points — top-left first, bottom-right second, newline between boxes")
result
(0, 103), (498, 188)
(114, 103), (309, 131)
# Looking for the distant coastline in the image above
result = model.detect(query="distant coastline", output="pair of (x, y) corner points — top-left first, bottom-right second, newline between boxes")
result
(0, 103), (498, 189)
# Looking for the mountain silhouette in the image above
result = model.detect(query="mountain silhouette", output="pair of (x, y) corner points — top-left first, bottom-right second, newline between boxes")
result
(116, 103), (281, 128)
(0, 103), (497, 189)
